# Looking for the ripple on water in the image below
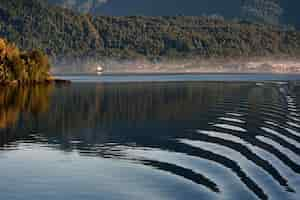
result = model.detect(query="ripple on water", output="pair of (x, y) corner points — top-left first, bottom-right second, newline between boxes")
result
(213, 124), (247, 133)
(218, 117), (245, 124)
(197, 130), (249, 145)
(256, 136), (300, 163)
(177, 139), (292, 200)
(290, 112), (300, 117)
(1, 80), (300, 200)
(226, 112), (244, 117)
(284, 127), (300, 137)
(260, 126), (300, 150)
(288, 116), (300, 122)
(286, 122), (300, 129)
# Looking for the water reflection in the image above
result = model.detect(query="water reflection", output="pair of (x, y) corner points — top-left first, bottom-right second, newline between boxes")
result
(0, 85), (54, 148)
(0, 85), (53, 128)
(0, 81), (300, 200)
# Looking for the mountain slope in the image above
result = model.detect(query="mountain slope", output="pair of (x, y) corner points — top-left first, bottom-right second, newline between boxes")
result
(1, 0), (300, 64)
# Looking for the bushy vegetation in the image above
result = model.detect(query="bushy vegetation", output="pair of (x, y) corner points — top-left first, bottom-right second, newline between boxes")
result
(0, 38), (50, 83)
(0, 0), (300, 64)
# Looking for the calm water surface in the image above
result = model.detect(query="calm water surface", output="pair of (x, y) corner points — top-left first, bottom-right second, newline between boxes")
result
(1, 74), (300, 200)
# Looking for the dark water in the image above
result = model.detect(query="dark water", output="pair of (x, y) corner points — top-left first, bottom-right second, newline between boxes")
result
(1, 75), (300, 200)
(58, 73), (300, 83)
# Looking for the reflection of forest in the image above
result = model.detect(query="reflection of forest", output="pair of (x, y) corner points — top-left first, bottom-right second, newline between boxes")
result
(0, 85), (54, 147)
(47, 83), (252, 130)
(0, 82), (250, 146)
(1, 81), (299, 148)
(0, 85), (54, 129)
(1, 81), (300, 200)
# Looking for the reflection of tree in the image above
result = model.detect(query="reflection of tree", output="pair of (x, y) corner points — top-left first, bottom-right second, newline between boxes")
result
(0, 82), (253, 147)
(45, 83), (250, 135)
(2, 81), (299, 146)
(1, 81), (300, 199)
(3, 81), (299, 148)
(0, 84), (54, 129)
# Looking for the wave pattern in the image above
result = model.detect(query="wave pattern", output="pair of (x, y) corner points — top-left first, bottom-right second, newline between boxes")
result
(189, 83), (300, 199)
(1, 81), (300, 200)
(114, 82), (300, 199)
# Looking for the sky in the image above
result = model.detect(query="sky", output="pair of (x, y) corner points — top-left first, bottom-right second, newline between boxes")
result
(49, 0), (300, 28)
(99, 0), (242, 17)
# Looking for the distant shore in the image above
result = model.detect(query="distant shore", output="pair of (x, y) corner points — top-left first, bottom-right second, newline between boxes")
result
(52, 57), (300, 75)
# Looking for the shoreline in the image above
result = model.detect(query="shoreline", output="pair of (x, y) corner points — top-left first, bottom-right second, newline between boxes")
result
(53, 71), (300, 76)
(0, 77), (71, 87)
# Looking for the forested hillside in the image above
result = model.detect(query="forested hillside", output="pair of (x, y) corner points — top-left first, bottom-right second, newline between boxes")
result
(1, 0), (300, 64)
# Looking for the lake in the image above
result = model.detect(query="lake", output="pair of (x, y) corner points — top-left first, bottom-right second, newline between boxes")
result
(1, 74), (300, 200)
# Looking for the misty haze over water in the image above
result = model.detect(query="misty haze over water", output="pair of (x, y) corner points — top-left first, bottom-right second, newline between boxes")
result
(52, 58), (300, 75)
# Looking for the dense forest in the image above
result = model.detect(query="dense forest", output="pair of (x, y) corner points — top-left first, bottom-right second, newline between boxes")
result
(1, 0), (300, 65)
(0, 38), (50, 84)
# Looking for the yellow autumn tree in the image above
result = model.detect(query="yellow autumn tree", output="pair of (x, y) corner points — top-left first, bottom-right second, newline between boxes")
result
(0, 38), (51, 83)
